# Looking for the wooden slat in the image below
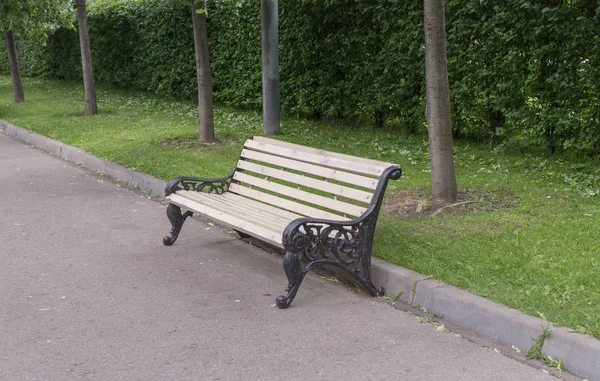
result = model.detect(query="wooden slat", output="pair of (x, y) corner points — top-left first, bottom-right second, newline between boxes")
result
(181, 196), (288, 229)
(237, 160), (372, 204)
(244, 139), (387, 178)
(169, 192), (348, 243)
(199, 193), (355, 240)
(207, 192), (303, 221)
(233, 172), (367, 217)
(167, 194), (283, 247)
(240, 149), (378, 190)
(180, 191), (294, 229)
(252, 136), (396, 170)
(228, 183), (349, 221)
(173, 192), (290, 232)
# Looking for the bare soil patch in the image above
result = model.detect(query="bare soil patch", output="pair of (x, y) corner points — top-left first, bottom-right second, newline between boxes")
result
(382, 189), (518, 218)
(160, 137), (237, 148)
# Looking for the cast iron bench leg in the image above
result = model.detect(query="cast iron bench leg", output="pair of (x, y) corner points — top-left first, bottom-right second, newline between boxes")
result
(163, 204), (192, 246)
(276, 251), (306, 309)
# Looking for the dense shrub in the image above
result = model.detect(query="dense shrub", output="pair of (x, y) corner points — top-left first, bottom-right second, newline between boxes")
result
(278, 1), (425, 128)
(4, 0), (600, 154)
(446, 0), (600, 153)
(209, 0), (262, 109)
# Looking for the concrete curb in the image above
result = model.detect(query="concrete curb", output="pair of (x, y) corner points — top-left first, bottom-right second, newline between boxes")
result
(0, 121), (167, 198)
(371, 257), (427, 304)
(2, 120), (599, 381)
(542, 327), (600, 380)
(412, 279), (545, 353)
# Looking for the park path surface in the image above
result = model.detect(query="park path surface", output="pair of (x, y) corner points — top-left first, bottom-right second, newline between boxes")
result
(0, 134), (567, 381)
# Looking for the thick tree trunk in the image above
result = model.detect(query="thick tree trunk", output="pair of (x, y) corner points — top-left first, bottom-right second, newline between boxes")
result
(75, 0), (98, 115)
(424, 0), (457, 203)
(261, 0), (280, 135)
(5, 31), (24, 103)
(191, 0), (215, 143)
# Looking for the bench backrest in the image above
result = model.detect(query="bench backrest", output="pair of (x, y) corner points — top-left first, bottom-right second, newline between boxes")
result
(228, 136), (399, 221)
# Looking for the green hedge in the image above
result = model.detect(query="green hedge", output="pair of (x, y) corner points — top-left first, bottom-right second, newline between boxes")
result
(7, 0), (600, 154)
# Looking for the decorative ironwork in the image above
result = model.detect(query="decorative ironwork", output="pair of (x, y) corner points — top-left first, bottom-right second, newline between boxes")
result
(276, 166), (402, 309)
(164, 171), (235, 197)
(162, 171), (235, 246)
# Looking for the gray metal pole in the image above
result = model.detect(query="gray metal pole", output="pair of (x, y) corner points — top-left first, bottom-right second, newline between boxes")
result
(261, 0), (280, 135)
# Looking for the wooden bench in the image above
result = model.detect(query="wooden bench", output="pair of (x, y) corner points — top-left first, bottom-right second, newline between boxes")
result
(162, 136), (402, 308)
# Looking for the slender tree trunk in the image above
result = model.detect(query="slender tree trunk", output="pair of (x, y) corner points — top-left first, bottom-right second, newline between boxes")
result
(424, 0), (457, 203)
(191, 0), (215, 143)
(261, 0), (280, 135)
(5, 31), (24, 103)
(75, 0), (97, 115)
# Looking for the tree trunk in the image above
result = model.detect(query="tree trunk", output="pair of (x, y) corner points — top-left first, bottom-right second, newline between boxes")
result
(75, 0), (98, 115)
(191, 0), (215, 143)
(424, 0), (457, 203)
(261, 0), (280, 135)
(5, 31), (24, 103)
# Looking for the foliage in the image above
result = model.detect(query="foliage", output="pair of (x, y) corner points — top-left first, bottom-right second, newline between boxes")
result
(446, 0), (600, 153)
(4, 0), (195, 96)
(21, 27), (81, 80)
(209, 0), (262, 109)
(0, 0), (73, 39)
(86, 1), (141, 88)
(0, 0), (74, 84)
(4, 0), (600, 154)
(278, 1), (425, 129)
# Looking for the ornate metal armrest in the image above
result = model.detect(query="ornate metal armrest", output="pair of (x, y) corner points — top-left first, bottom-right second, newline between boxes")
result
(162, 169), (235, 246)
(282, 213), (372, 263)
(282, 164), (402, 260)
(277, 212), (382, 308)
(165, 169), (235, 196)
(276, 165), (401, 308)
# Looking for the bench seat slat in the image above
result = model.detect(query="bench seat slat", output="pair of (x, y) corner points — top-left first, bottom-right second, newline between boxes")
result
(206, 192), (304, 221)
(171, 192), (291, 231)
(233, 172), (367, 217)
(244, 139), (386, 179)
(167, 193), (285, 247)
(171, 191), (349, 241)
(181, 191), (296, 229)
(236, 160), (372, 204)
(240, 149), (378, 190)
(228, 183), (349, 221)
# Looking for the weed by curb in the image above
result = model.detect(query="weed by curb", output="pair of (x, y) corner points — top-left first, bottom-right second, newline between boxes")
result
(378, 291), (404, 301)
(526, 324), (564, 372)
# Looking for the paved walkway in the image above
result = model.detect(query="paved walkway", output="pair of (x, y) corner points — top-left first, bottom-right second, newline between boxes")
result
(0, 135), (569, 381)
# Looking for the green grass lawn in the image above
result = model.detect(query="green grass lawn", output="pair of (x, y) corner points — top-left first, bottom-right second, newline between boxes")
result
(2, 76), (599, 340)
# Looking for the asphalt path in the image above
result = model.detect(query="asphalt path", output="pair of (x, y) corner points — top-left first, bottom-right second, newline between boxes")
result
(0, 134), (564, 381)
